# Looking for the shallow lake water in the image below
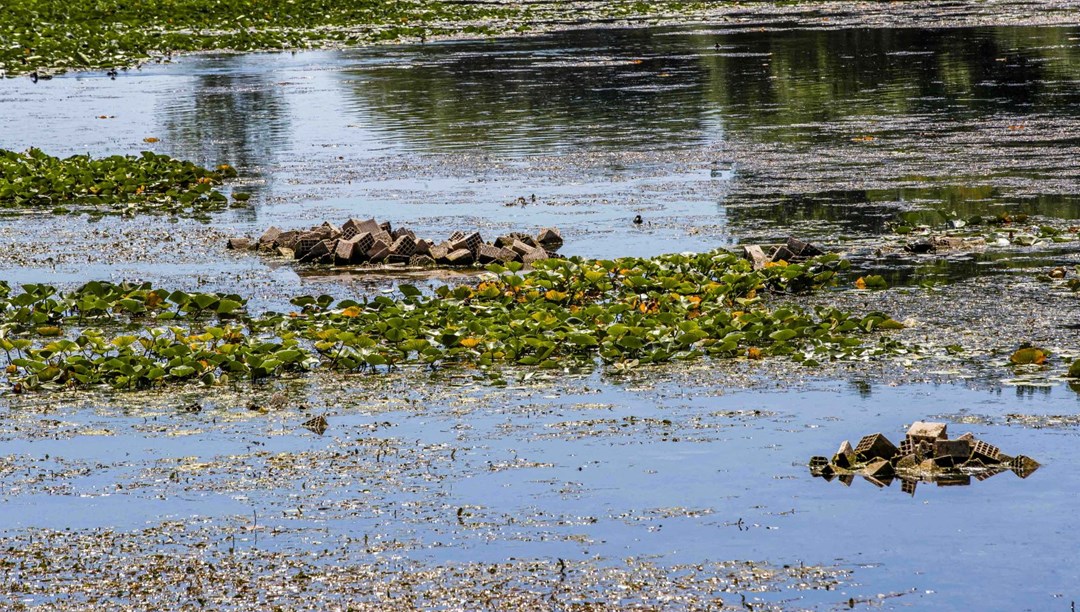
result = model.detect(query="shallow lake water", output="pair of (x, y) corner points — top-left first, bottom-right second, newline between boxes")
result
(2, 21), (1080, 610)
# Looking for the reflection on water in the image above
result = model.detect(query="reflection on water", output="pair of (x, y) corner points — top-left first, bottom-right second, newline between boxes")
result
(699, 26), (1080, 140)
(157, 59), (291, 218)
(724, 188), (1080, 240)
(812, 465), (1037, 497)
(342, 25), (1080, 152)
(341, 29), (721, 153)
(851, 246), (1078, 286)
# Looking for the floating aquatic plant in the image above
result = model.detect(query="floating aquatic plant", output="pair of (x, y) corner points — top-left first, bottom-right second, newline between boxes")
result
(0, 251), (915, 392)
(0, 0), (698, 77)
(0, 149), (238, 216)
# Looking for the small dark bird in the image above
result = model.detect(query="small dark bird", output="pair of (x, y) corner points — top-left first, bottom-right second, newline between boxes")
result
(30, 71), (38, 83)
(633, 214), (643, 225)
(107, 69), (118, 79)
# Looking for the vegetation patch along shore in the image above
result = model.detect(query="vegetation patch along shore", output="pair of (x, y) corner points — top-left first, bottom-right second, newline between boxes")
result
(0, 250), (909, 392)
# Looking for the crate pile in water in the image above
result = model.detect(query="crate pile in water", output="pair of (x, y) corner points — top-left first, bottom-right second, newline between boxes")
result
(809, 421), (1039, 494)
(228, 218), (564, 267)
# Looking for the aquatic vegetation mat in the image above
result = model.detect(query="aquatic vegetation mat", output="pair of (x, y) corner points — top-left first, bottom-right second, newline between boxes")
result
(0, 250), (909, 392)
(0, 149), (239, 216)
(809, 421), (1040, 495)
(0, 0), (718, 77)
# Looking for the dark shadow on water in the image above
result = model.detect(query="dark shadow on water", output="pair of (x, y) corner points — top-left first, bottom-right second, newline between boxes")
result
(848, 246), (1080, 286)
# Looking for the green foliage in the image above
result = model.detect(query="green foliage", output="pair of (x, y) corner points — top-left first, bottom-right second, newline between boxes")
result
(0, 0), (717, 77)
(0, 250), (912, 393)
(1069, 359), (1080, 379)
(0, 149), (237, 216)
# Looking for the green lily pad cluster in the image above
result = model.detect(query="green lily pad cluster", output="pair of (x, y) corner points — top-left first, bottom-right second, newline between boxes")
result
(0, 250), (909, 392)
(0, 149), (238, 216)
(0, 0), (698, 77)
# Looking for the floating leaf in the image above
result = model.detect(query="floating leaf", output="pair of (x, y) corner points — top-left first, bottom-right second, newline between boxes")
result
(1010, 347), (1047, 365)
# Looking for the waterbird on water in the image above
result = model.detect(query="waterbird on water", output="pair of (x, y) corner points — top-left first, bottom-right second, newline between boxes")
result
(633, 215), (643, 225)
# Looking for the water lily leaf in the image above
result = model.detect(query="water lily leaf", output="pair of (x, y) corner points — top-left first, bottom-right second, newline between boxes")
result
(192, 294), (218, 310)
(768, 329), (798, 342)
(399, 284), (422, 298)
(169, 365), (196, 378)
(1010, 347), (1047, 365)
(569, 334), (598, 347)
(216, 299), (243, 315)
(1069, 360), (1080, 378)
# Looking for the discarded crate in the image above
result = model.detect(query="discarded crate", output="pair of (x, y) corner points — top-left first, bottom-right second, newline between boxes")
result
(334, 239), (357, 264)
(786, 236), (823, 258)
(390, 235), (417, 257)
(352, 232), (375, 254)
(497, 232), (539, 249)
(450, 232), (484, 256)
(971, 439), (1001, 463)
(537, 227), (563, 248)
(864, 475), (891, 488)
(302, 415), (328, 435)
(510, 240), (535, 256)
(429, 242), (450, 262)
(742, 245), (768, 270)
(259, 226), (282, 247)
(293, 237), (320, 260)
(897, 438), (914, 457)
(900, 478), (917, 496)
(864, 458), (894, 479)
(907, 421), (948, 444)
(409, 254), (436, 267)
(392, 227), (416, 240)
(446, 248), (475, 266)
(808, 456), (830, 476)
(769, 245), (797, 263)
(832, 440), (856, 469)
(810, 423), (1040, 494)
(477, 243), (506, 265)
(934, 439), (971, 462)
(298, 239), (335, 264)
(854, 433), (898, 461)
(367, 244), (390, 264)
(522, 247), (551, 266)
(895, 454), (918, 470)
(241, 217), (572, 270)
(1010, 455), (1041, 478)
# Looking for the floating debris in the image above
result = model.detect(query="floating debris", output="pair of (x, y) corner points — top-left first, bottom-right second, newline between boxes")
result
(809, 421), (1040, 494)
(741, 236), (824, 270)
(230, 218), (564, 268)
(302, 415), (329, 435)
